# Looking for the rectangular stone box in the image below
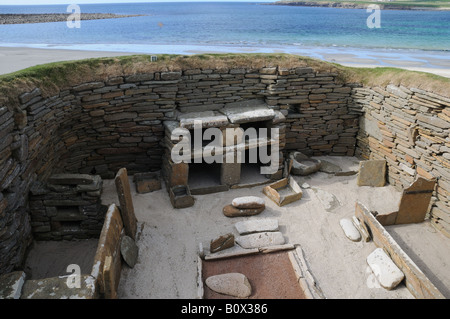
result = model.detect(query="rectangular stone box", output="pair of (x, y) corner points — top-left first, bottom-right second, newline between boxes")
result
(169, 185), (195, 209)
(263, 176), (303, 207)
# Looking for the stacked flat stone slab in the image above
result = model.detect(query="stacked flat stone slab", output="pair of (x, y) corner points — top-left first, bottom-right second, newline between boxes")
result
(354, 85), (450, 237)
(161, 100), (285, 191)
(280, 68), (358, 156)
(28, 174), (107, 240)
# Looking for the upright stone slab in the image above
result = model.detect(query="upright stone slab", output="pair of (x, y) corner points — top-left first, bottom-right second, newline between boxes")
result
(357, 160), (386, 187)
(91, 204), (123, 297)
(114, 168), (137, 239)
(395, 177), (436, 224)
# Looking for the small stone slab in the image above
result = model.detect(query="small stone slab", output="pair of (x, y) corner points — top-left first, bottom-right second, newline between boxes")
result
(0, 271), (26, 299)
(223, 205), (264, 217)
(312, 187), (340, 212)
(210, 233), (235, 253)
(178, 111), (229, 129)
(120, 235), (139, 268)
(48, 174), (97, 185)
(231, 196), (265, 209)
(234, 218), (279, 235)
(205, 273), (252, 298)
(339, 218), (361, 242)
(115, 168), (137, 239)
(319, 160), (342, 174)
(236, 231), (285, 249)
(357, 160), (386, 187)
(221, 103), (275, 124)
(367, 248), (405, 290)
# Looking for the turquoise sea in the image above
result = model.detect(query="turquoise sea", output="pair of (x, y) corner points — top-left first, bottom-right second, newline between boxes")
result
(0, 2), (449, 68)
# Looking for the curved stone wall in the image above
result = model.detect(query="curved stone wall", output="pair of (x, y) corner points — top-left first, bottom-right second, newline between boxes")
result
(0, 55), (448, 275)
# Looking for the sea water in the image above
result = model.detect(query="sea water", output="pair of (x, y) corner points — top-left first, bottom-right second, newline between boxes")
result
(0, 2), (449, 66)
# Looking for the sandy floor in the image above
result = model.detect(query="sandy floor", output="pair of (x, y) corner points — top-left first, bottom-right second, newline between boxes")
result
(97, 156), (450, 299)
(0, 46), (449, 78)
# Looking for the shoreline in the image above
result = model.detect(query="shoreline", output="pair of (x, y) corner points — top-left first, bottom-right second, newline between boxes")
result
(0, 13), (144, 25)
(0, 44), (449, 78)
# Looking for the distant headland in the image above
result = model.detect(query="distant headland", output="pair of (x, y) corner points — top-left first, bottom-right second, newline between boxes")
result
(0, 13), (144, 25)
(267, 0), (450, 11)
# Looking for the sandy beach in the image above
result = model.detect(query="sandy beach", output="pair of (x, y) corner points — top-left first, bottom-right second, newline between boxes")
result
(0, 45), (449, 78)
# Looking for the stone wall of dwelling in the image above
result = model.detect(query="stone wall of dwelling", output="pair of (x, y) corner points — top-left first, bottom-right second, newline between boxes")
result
(0, 64), (364, 275)
(272, 68), (359, 156)
(354, 85), (450, 237)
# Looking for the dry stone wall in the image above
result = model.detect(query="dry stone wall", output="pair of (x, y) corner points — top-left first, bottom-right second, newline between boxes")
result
(1, 59), (448, 276)
(0, 64), (357, 274)
(354, 85), (450, 237)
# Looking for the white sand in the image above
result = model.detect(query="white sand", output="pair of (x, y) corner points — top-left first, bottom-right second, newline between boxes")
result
(99, 156), (450, 299)
(0, 47), (135, 75)
(0, 46), (449, 78)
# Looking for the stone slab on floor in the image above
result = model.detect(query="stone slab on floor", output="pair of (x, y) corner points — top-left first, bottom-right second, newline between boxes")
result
(205, 273), (252, 298)
(235, 219), (279, 235)
(236, 232), (285, 249)
(367, 248), (405, 290)
(21, 275), (97, 299)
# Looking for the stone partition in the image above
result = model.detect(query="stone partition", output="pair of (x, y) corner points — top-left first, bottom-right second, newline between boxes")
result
(354, 85), (450, 237)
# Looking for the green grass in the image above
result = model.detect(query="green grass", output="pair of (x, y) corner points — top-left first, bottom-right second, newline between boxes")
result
(0, 53), (448, 107)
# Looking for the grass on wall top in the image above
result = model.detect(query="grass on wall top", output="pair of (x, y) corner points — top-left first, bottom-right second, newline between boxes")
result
(0, 53), (448, 108)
